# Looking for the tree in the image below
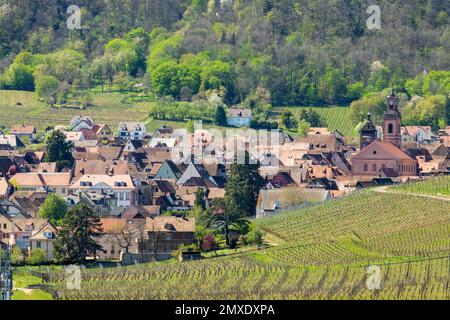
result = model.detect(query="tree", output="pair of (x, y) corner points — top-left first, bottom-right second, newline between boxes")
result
(186, 120), (195, 133)
(299, 109), (326, 127)
(4, 62), (35, 91)
(194, 188), (207, 210)
(280, 111), (297, 129)
(297, 119), (311, 137)
(35, 74), (59, 106)
(38, 193), (67, 225)
(105, 220), (145, 254)
(54, 204), (103, 264)
(44, 130), (74, 170)
(214, 105), (227, 126)
(11, 246), (25, 265)
(203, 198), (251, 246)
(27, 249), (47, 265)
(224, 152), (265, 217)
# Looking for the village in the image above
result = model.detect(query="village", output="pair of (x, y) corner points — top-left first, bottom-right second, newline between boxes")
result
(0, 92), (449, 264)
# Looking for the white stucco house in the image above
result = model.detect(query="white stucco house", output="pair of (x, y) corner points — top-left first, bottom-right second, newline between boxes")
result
(118, 122), (147, 140)
(226, 108), (253, 127)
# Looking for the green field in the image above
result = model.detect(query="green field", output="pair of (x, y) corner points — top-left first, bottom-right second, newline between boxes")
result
(278, 106), (357, 137)
(17, 187), (450, 300)
(0, 90), (149, 133)
(390, 176), (450, 198)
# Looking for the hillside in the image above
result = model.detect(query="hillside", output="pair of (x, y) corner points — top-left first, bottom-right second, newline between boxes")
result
(29, 189), (450, 300)
(0, 0), (448, 108)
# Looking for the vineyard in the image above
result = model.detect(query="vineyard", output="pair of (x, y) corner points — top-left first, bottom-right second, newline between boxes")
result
(0, 90), (149, 133)
(279, 106), (357, 137)
(389, 176), (450, 198)
(26, 190), (450, 300)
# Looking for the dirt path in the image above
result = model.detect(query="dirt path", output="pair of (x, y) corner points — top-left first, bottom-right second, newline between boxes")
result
(374, 186), (450, 202)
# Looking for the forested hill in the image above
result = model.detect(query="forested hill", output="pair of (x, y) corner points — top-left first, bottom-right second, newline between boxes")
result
(0, 0), (448, 107)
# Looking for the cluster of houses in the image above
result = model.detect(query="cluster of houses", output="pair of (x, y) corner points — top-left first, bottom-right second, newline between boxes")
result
(0, 92), (449, 263)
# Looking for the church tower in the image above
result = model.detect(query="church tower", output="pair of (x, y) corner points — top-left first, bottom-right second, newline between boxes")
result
(383, 91), (401, 148)
(359, 112), (378, 150)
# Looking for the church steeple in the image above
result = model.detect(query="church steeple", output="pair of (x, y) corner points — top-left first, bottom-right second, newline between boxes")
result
(359, 112), (377, 150)
(383, 90), (401, 148)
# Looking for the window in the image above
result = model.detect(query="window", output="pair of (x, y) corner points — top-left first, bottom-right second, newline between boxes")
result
(3, 223), (6, 229)
(125, 193), (131, 201)
(364, 164), (368, 172)
(372, 164), (377, 172)
(36, 241), (41, 248)
(388, 123), (394, 134)
(166, 233), (172, 241)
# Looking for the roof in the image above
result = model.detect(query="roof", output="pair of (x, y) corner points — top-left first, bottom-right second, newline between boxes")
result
(308, 128), (330, 135)
(121, 205), (161, 219)
(10, 173), (72, 187)
(86, 146), (123, 161)
(11, 125), (36, 135)
(79, 128), (99, 140)
(74, 159), (130, 178)
(404, 126), (433, 136)
(0, 135), (25, 148)
(149, 138), (177, 148)
(377, 167), (398, 178)
(301, 134), (337, 151)
(70, 116), (94, 128)
(153, 180), (176, 193)
(226, 108), (253, 118)
(145, 216), (195, 233)
(35, 162), (58, 173)
(119, 122), (146, 132)
(353, 140), (415, 161)
(70, 175), (135, 190)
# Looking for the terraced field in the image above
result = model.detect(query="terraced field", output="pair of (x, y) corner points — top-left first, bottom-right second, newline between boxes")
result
(28, 189), (450, 300)
(279, 106), (357, 137)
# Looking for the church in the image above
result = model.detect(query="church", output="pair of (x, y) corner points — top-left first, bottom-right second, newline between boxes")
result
(351, 92), (418, 177)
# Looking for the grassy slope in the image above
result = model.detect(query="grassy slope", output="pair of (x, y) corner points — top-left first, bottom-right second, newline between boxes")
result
(0, 90), (148, 133)
(27, 189), (450, 300)
(278, 106), (357, 137)
(389, 176), (450, 197)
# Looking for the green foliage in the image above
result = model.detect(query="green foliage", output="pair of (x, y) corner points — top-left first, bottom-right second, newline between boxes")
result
(54, 204), (103, 264)
(402, 95), (448, 129)
(38, 193), (68, 225)
(280, 111), (297, 129)
(350, 91), (388, 125)
(214, 105), (227, 126)
(35, 74), (58, 100)
(3, 62), (35, 91)
(224, 153), (265, 218)
(27, 249), (47, 265)
(194, 188), (207, 210)
(297, 119), (311, 138)
(44, 130), (74, 170)
(299, 108), (327, 127)
(11, 246), (25, 265)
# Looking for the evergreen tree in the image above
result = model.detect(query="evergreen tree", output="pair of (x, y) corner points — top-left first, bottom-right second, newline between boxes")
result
(224, 152), (264, 217)
(44, 130), (74, 170)
(194, 188), (207, 210)
(214, 105), (227, 126)
(54, 204), (103, 264)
